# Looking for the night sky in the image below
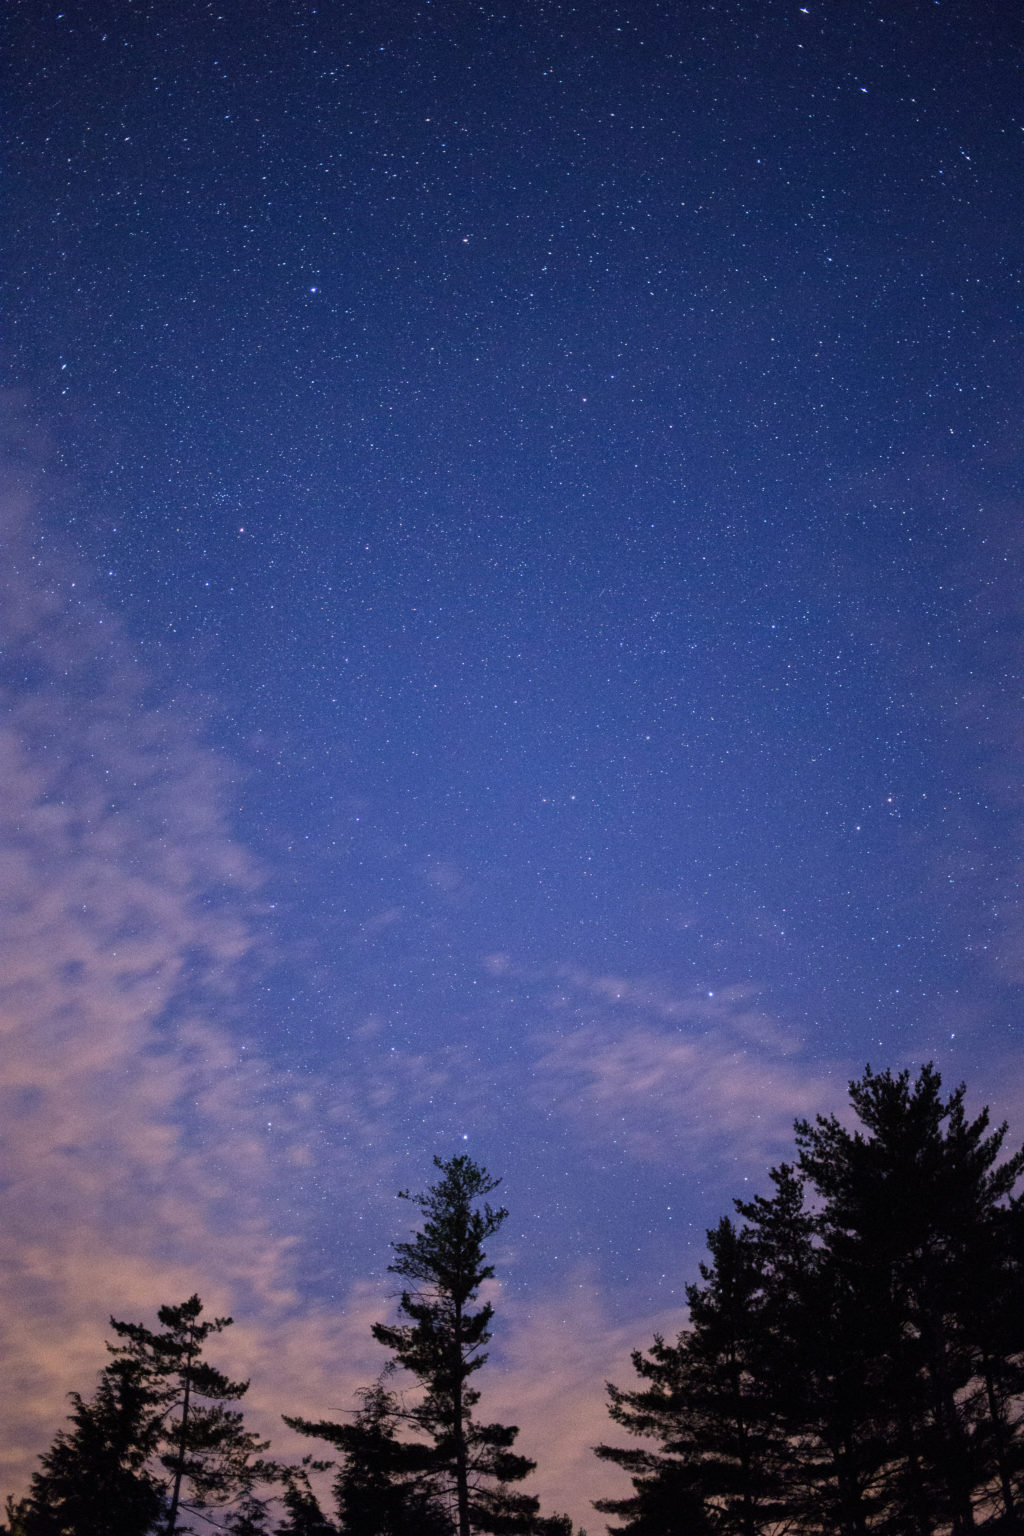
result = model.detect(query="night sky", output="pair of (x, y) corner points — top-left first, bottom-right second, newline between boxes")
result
(3, 0), (1022, 1524)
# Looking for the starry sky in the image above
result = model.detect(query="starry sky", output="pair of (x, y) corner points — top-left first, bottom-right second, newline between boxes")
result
(2, 0), (1022, 1525)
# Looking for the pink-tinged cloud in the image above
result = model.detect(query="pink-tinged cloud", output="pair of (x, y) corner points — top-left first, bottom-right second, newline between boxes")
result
(482, 1276), (687, 1533)
(0, 471), (396, 1499)
(17, 446), (995, 1530)
(533, 967), (844, 1172)
(2, 467), (626, 1525)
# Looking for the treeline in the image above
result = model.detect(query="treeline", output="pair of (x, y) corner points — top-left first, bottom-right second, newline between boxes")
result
(3, 1157), (577, 1536)
(4, 1066), (1023, 1535)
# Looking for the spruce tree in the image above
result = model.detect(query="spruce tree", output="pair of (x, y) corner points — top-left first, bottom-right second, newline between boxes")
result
(287, 1382), (452, 1535)
(10, 1358), (166, 1536)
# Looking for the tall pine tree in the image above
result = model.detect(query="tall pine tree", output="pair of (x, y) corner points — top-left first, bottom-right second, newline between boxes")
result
(371, 1155), (539, 1536)
(599, 1066), (1024, 1536)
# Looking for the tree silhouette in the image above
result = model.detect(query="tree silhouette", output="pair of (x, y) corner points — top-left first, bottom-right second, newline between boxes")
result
(286, 1380), (452, 1535)
(597, 1220), (787, 1536)
(5, 1358), (166, 1536)
(599, 1066), (1024, 1535)
(5, 1295), (275, 1535)
(795, 1063), (1024, 1534)
(370, 1155), (539, 1536)
(106, 1294), (276, 1534)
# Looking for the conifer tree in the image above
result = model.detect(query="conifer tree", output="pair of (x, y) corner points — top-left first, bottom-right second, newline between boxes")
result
(105, 1293), (276, 1534)
(735, 1163), (887, 1535)
(6, 1295), (275, 1535)
(287, 1381), (452, 1535)
(795, 1064), (1024, 1535)
(597, 1219), (787, 1536)
(599, 1066), (1024, 1536)
(594, 1333), (712, 1536)
(8, 1358), (166, 1536)
(273, 1458), (338, 1536)
(370, 1155), (539, 1536)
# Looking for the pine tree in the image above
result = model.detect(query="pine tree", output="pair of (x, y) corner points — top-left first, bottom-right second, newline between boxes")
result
(1, 1496), (31, 1536)
(370, 1155), (540, 1536)
(4, 1296), (279, 1536)
(106, 1293), (276, 1534)
(959, 1192), (1024, 1529)
(685, 1217), (789, 1535)
(599, 1066), (1024, 1536)
(736, 1163), (887, 1535)
(597, 1219), (787, 1536)
(795, 1064), (1024, 1534)
(594, 1333), (712, 1536)
(273, 1458), (338, 1536)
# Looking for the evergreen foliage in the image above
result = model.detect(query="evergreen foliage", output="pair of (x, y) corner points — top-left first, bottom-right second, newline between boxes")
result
(598, 1065), (1024, 1535)
(272, 1458), (338, 1535)
(364, 1156), (527, 1533)
(284, 1155), (575, 1535)
(285, 1381), (453, 1535)
(6, 1081), (1019, 1536)
(107, 1294), (277, 1534)
(370, 1155), (541, 1536)
(5, 1359), (166, 1536)
(5, 1296), (276, 1536)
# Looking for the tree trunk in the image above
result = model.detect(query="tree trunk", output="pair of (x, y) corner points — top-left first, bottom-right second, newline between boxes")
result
(454, 1296), (470, 1536)
(163, 1328), (194, 1536)
(982, 1352), (1019, 1529)
(831, 1430), (871, 1536)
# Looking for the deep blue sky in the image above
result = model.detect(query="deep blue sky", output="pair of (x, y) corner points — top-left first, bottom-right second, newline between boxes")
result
(3, 0), (1022, 1523)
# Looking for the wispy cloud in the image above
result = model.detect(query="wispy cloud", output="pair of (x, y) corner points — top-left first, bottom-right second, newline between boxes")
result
(11, 429), (1015, 1533)
(533, 966), (843, 1172)
(486, 1275), (685, 1528)
(0, 460), (543, 1511)
(0, 465), (397, 1493)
